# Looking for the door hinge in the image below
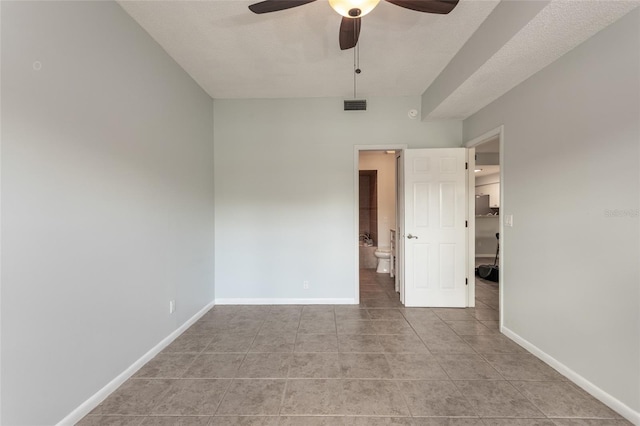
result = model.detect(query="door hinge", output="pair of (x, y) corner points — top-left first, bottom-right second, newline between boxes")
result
(475, 154), (477, 160)
(465, 162), (468, 170)
(465, 220), (468, 227)
(465, 278), (468, 285)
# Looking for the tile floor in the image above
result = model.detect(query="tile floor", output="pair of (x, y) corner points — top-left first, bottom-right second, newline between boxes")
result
(79, 267), (630, 425)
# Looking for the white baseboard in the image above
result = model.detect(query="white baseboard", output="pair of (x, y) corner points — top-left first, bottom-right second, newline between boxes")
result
(215, 298), (357, 305)
(476, 253), (497, 258)
(56, 300), (216, 426)
(501, 326), (640, 425)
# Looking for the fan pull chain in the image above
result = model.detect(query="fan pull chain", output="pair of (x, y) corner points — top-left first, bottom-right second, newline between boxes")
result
(353, 45), (357, 99)
(353, 22), (361, 99)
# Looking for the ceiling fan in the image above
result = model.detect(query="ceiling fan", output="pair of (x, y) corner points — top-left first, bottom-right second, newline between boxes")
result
(248, 0), (459, 50)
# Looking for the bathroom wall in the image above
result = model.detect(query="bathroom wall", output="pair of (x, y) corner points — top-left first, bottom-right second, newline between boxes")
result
(359, 151), (396, 250)
(359, 170), (378, 244)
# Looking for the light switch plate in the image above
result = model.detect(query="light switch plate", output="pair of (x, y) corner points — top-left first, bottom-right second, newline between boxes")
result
(505, 214), (513, 227)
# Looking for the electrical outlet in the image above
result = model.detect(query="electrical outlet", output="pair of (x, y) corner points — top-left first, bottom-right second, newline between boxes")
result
(169, 300), (176, 314)
(303, 280), (310, 290)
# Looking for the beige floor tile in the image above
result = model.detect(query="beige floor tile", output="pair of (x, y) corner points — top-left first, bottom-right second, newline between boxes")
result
(454, 380), (545, 418)
(550, 420), (634, 425)
(462, 335), (526, 354)
(139, 416), (212, 425)
(182, 353), (245, 378)
(401, 309), (442, 323)
(133, 353), (197, 378)
(397, 380), (476, 417)
(340, 353), (393, 378)
(342, 380), (410, 416)
(216, 379), (286, 415)
(187, 320), (261, 335)
(78, 270), (629, 425)
(152, 379), (230, 415)
(267, 307), (302, 321)
(482, 353), (565, 381)
(335, 307), (370, 320)
(279, 416), (346, 426)
(360, 298), (403, 308)
(288, 352), (341, 378)
(385, 353), (448, 380)
(344, 417), (413, 425)
(481, 320), (500, 330)
(377, 334), (430, 353)
(372, 320), (416, 335)
(432, 308), (477, 321)
(294, 334), (339, 352)
(298, 319), (337, 334)
(411, 419), (484, 426)
(236, 353), (291, 378)
(445, 320), (497, 335)
(249, 334), (296, 352)
(337, 320), (378, 335)
(280, 379), (345, 415)
(90, 379), (172, 415)
(367, 309), (405, 320)
(335, 312), (371, 322)
(512, 381), (620, 419)
(257, 321), (300, 336)
(472, 308), (500, 321)
(421, 335), (476, 354)
(338, 334), (383, 352)
(162, 334), (214, 353)
(435, 353), (503, 380)
(414, 323), (459, 339)
(204, 333), (256, 353)
(482, 420), (556, 426)
(76, 416), (144, 426)
(209, 416), (279, 425)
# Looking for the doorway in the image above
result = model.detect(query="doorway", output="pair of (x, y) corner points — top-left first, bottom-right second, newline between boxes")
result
(354, 145), (406, 305)
(358, 150), (400, 306)
(465, 126), (504, 327)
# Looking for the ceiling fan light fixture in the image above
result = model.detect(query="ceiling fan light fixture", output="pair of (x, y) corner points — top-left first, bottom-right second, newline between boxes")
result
(329, 0), (380, 18)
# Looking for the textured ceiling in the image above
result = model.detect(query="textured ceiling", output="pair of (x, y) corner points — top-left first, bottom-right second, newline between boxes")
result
(428, 0), (640, 119)
(118, 0), (639, 118)
(117, 0), (499, 99)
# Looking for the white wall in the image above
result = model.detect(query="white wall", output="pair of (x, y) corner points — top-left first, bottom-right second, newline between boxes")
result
(1, 2), (215, 424)
(214, 97), (461, 302)
(359, 151), (396, 250)
(464, 9), (640, 419)
(475, 173), (500, 186)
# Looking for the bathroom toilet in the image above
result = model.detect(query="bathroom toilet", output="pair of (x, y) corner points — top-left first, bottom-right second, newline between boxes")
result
(374, 249), (391, 273)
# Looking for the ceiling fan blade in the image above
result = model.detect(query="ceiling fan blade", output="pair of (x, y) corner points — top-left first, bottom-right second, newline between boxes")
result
(384, 0), (459, 14)
(339, 16), (361, 50)
(248, 0), (316, 14)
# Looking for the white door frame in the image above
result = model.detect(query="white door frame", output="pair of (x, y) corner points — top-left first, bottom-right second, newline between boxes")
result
(464, 125), (504, 326)
(354, 144), (408, 304)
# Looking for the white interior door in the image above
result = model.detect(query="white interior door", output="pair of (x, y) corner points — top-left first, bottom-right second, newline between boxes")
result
(403, 148), (467, 307)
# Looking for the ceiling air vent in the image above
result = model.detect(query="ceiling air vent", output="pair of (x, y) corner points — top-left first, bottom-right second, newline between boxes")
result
(344, 100), (367, 111)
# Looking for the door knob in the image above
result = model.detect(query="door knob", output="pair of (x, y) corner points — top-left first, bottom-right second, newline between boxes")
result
(407, 234), (418, 239)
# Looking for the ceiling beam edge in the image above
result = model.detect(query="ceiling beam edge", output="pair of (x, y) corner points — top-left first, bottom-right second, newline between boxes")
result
(420, 0), (550, 121)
